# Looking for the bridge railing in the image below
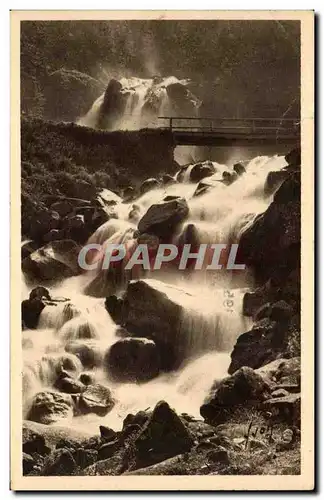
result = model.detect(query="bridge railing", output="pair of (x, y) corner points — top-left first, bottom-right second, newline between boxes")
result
(157, 116), (300, 135)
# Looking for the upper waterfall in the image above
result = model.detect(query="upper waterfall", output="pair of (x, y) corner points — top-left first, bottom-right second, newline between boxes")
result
(78, 76), (201, 131)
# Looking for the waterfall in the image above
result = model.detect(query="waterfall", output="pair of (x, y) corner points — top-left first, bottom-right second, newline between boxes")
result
(78, 75), (200, 131)
(22, 151), (288, 431)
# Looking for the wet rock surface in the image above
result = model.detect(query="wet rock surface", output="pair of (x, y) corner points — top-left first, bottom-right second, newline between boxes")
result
(137, 197), (189, 239)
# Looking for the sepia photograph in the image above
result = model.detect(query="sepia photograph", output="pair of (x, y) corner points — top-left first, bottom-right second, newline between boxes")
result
(11, 10), (314, 490)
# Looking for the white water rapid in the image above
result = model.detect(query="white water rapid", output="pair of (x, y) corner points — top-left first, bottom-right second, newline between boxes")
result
(22, 152), (288, 433)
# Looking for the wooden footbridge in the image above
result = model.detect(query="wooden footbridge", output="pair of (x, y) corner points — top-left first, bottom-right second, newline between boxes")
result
(155, 116), (300, 147)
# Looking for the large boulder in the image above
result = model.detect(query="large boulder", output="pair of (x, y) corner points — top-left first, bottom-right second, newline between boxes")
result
(285, 147), (301, 168)
(188, 162), (215, 183)
(21, 240), (39, 260)
(239, 171), (300, 283)
(132, 401), (194, 469)
(228, 319), (282, 374)
(255, 357), (300, 390)
(43, 68), (104, 122)
(137, 197), (189, 239)
(78, 383), (115, 417)
(105, 279), (198, 367)
(104, 337), (161, 382)
(200, 367), (271, 424)
(22, 240), (82, 283)
(27, 391), (74, 425)
(233, 162), (246, 176)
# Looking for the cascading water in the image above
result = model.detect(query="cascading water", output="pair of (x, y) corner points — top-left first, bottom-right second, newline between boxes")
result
(22, 151), (287, 432)
(78, 76), (200, 131)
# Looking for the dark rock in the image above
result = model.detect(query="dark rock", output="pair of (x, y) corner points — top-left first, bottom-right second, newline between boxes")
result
(222, 171), (235, 185)
(206, 446), (230, 464)
(123, 186), (135, 202)
(189, 162), (215, 182)
(138, 197), (189, 239)
(271, 388), (290, 398)
(239, 172), (300, 283)
(161, 174), (176, 185)
(98, 440), (119, 461)
(165, 81), (200, 116)
(275, 357), (301, 386)
(139, 178), (160, 195)
(23, 453), (36, 475)
(123, 411), (150, 431)
(29, 286), (51, 301)
(99, 425), (117, 442)
(96, 78), (125, 130)
(243, 288), (271, 317)
(97, 188), (121, 207)
(80, 435), (102, 451)
(21, 240), (39, 260)
(44, 68), (104, 122)
(28, 209), (61, 241)
(254, 302), (272, 321)
(54, 373), (85, 394)
(228, 319), (284, 374)
(43, 229), (65, 243)
(79, 373), (95, 386)
(23, 426), (51, 456)
(105, 295), (124, 324)
(175, 165), (189, 183)
(72, 448), (98, 469)
(79, 383), (115, 416)
(22, 240), (82, 283)
(111, 279), (196, 367)
(262, 393), (301, 426)
(200, 367), (271, 424)
(27, 391), (74, 425)
(105, 337), (161, 382)
(264, 170), (288, 196)
(194, 441), (218, 453)
(285, 147), (301, 167)
(233, 162), (246, 176)
(133, 401), (194, 468)
(51, 201), (73, 218)
(22, 298), (46, 329)
(41, 448), (77, 476)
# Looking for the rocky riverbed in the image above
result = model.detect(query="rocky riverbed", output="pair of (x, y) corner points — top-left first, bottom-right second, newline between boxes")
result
(21, 147), (301, 476)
